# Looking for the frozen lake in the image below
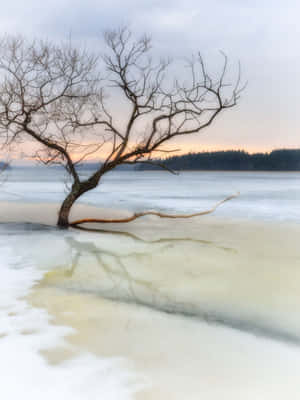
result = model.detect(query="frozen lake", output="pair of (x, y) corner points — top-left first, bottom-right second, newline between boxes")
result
(1, 169), (300, 399)
(2, 168), (300, 221)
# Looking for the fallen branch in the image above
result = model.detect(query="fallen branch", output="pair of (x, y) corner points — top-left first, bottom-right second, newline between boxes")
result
(69, 192), (239, 226)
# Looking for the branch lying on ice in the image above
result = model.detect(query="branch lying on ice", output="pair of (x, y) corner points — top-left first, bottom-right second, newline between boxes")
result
(69, 192), (240, 226)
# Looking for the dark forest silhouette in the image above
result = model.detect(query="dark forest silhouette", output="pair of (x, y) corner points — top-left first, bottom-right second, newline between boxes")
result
(137, 149), (300, 171)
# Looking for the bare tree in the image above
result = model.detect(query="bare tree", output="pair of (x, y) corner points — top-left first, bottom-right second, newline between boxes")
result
(0, 28), (244, 228)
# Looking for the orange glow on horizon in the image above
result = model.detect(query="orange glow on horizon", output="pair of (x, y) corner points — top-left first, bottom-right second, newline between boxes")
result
(76, 143), (291, 162)
(3, 142), (300, 164)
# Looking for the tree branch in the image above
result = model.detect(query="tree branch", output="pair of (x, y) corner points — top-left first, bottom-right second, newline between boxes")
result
(69, 192), (239, 226)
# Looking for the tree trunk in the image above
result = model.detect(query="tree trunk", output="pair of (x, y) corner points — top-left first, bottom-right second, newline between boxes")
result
(57, 181), (93, 228)
(57, 190), (80, 228)
(57, 170), (102, 228)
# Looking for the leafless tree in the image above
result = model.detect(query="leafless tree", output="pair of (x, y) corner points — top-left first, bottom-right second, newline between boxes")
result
(0, 28), (244, 228)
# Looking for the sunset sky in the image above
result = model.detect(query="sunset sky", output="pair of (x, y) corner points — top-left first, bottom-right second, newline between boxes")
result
(0, 0), (300, 159)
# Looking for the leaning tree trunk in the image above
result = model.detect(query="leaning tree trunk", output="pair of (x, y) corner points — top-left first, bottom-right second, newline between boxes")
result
(57, 180), (97, 228)
(57, 191), (81, 228)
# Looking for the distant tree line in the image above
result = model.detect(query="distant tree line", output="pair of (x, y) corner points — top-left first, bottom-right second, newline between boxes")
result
(137, 149), (300, 171)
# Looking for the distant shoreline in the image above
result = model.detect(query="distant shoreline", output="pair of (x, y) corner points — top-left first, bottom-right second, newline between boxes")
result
(137, 149), (300, 172)
(7, 149), (300, 172)
(9, 166), (300, 173)
(133, 169), (300, 173)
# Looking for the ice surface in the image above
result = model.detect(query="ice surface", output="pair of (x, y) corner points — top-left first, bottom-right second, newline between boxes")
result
(1, 169), (300, 221)
(0, 231), (145, 400)
(1, 169), (300, 399)
(27, 224), (300, 400)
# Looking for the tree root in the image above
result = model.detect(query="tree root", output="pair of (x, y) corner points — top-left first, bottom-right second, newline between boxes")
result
(69, 192), (239, 227)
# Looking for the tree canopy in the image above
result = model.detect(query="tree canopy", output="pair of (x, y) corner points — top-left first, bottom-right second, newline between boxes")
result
(0, 28), (243, 227)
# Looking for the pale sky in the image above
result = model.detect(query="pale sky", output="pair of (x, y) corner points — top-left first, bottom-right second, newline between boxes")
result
(1, 0), (300, 154)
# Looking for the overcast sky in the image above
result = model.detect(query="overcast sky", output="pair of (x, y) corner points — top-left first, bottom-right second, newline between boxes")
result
(1, 0), (300, 153)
